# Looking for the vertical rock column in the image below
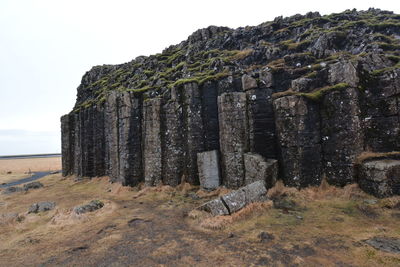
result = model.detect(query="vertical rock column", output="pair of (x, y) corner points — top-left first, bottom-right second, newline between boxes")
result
(273, 95), (323, 187)
(362, 69), (400, 152)
(73, 111), (83, 176)
(182, 83), (205, 185)
(82, 106), (95, 177)
(161, 88), (186, 186)
(218, 92), (249, 189)
(246, 88), (277, 159)
(93, 105), (106, 177)
(61, 114), (75, 176)
(201, 81), (220, 151)
(142, 98), (162, 186)
(105, 91), (120, 181)
(321, 88), (364, 186)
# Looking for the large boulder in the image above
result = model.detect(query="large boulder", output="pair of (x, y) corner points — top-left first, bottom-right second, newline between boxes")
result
(358, 159), (400, 198)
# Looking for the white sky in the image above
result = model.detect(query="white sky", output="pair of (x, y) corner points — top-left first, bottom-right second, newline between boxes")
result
(0, 0), (399, 155)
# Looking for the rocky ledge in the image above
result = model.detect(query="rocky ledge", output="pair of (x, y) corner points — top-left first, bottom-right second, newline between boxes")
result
(61, 9), (400, 197)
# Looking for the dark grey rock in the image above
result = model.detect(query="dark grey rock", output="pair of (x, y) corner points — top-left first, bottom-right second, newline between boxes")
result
(197, 150), (220, 190)
(28, 202), (56, 214)
(218, 92), (248, 189)
(273, 95), (322, 187)
(358, 159), (400, 198)
(365, 237), (400, 254)
(2, 186), (24, 195)
(142, 98), (162, 186)
(73, 200), (104, 214)
(259, 232), (275, 242)
(23, 182), (44, 191)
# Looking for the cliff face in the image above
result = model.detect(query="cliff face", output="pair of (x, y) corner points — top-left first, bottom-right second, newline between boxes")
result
(61, 9), (400, 194)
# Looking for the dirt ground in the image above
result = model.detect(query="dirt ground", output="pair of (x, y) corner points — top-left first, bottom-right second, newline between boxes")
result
(1, 171), (400, 266)
(0, 157), (61, 184)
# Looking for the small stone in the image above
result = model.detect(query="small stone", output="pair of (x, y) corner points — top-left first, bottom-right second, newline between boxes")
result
(241, 74), (258, 90)
(258, 232), (275, 242)
(28, 202), (56, 214)
(23, 182), (44, 191)
(73, 200), (104, 214)
(365, 237), (400, 254)
(2, 186), (24, 195)
(364, 199), (378, 205)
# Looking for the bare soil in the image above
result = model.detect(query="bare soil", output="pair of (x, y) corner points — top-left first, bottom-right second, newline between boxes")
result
(0, 172), (400, 266)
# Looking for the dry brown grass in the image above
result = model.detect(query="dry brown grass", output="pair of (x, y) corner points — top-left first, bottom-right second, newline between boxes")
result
(355, 151), (400, 165)
(0, 157), (61, 184)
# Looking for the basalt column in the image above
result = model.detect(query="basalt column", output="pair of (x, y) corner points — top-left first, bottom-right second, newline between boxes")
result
(245, 88), (277, 159)
(142, 98), (162, 186)
(161, 88), (186, 186)
(73, 111), (83, 176)
(81, 106), (95, 177)
(363, 69), (400, 152)
(105, 91), (120, 180)
(321, 88), (364, 186)
(218, 92), (249, 189)
(201, 81), (220, 151)
(93, 105), (106, 177)
(61, 114), (75, 176)
(117, 92), (143, 186)
(182, 83), (205, 184)
(273, 95), (322, 187)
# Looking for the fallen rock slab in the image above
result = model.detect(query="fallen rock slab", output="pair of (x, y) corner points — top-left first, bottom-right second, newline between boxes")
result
(73, 200), (104, 214)
(365, 237), (400, 254)
(28, 202), (56, 214)
(198, 180), (267, 216)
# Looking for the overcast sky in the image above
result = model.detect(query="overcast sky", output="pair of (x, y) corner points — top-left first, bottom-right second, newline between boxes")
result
(0, 0), (399, 155)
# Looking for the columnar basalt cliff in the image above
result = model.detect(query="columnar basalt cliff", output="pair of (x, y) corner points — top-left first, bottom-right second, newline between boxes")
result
(61, 9), (400, 197)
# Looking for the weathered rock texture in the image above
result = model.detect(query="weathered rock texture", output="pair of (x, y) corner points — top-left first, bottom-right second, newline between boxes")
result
(359, 159), (400, 198)
(197, 150), (221, 190)
(199, 180), (268, 215)
(61, 9), (400, 195)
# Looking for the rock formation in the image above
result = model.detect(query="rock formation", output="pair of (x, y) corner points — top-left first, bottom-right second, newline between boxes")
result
(61, 9), (400, 196)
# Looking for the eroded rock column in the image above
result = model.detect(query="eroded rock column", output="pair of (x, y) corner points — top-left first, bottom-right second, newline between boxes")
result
(118, 92), (143, 186)
(142, 98), (162, 186)
(161, 88), (185, 186)
(61, 114), (75, 176)
(182, 83), (205, 184)
(273, 95), (322, 187)
(218, 92), (249, 189)
(321, 88), (364, 186)
(105, 91), (120, 181)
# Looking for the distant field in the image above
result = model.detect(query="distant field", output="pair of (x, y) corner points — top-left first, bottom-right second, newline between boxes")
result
(0, 156), (61, 184)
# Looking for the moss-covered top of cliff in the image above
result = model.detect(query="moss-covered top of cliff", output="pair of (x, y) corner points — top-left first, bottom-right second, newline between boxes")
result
(73, 8), (400, 111)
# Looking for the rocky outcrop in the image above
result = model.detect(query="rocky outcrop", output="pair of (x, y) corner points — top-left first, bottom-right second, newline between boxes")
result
(61, 9), (400, 196)
(359, 159), (400, 198)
